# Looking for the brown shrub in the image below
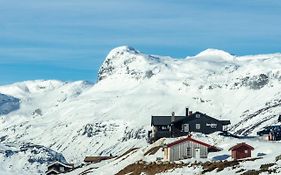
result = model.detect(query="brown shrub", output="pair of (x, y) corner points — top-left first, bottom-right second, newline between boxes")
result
(116, 161), (189, 175)
(260, 163), (276, 171)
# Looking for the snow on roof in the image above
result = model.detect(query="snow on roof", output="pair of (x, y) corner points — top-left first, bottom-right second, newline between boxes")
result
(47, 161), (74, 169)
(45, 169), (60, 174)
(166, 135), (218, 150)
(228, 142), (254, 151)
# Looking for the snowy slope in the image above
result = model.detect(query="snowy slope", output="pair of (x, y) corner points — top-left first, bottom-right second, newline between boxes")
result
(0, 46), (281, 174)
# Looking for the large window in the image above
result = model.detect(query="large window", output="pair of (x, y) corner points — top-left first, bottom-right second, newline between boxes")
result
(161, 126), (169, 131)
(196, 124), (201, 130)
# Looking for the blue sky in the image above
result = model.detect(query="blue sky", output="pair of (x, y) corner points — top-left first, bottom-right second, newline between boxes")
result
(0, 0), (280, 84)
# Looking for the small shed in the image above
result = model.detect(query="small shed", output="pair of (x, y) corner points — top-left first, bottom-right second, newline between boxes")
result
(229, 142), (254, 160)
(45, 161), (74, 175)
(84, 156), (112, 164)
(163, 135), (221, 161)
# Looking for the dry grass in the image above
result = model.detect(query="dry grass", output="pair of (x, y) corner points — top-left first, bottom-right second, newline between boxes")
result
(276, 154), (281, 162)
(116, 157), (265, 175)
(84, 156), (113, 164)
(240, 162), (277, 175)
(241, 170), (260, 175)
(201, 160), (239, 174)
(201, 158), (261, 174)
(260, 163), (276, 171)
(115, 161), (189, 175)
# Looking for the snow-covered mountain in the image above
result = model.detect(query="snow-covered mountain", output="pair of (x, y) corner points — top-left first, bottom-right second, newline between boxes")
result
(0, 46), (281, 174)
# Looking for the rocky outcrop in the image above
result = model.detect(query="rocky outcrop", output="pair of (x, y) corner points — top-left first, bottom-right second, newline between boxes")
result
(0, 93), (20, 115)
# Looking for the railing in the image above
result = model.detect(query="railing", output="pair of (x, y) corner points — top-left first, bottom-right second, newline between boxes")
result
(148, 130), (171, 143)
(148, 128), (190, 143)
(155, 131), (171, 138)
(172, 128), (189, 137)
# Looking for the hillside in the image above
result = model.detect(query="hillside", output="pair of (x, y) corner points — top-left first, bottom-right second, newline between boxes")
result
(0, 46), (281, 174)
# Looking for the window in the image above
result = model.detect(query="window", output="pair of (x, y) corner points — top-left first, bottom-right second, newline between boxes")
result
(245, 150), (248, 154)
(186, 147), (191, 158)
(196, 114), (200, 118)
(196, 124), (201, 129)
(210, 124), (217, 128)
(206, 123), (217, 128)
(60, 167), (64, 172)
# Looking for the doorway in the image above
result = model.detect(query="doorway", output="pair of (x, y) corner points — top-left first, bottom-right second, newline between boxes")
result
(195, 148), (200, 158)
(183, 124), (189, 132)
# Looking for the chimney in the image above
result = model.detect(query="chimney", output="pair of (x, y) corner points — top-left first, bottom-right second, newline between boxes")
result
(171, 112), (175, 122)
(189, 111), (193, 116)
(185, 108), (189, 116)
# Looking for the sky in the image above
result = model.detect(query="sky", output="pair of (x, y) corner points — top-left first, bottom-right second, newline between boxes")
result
(0, 0), (280, 84)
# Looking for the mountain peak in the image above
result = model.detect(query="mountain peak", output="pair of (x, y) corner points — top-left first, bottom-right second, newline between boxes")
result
(196, 48), (233, 57)
(98, 46), (148, 81)
(107, 46), (139, 57)
(195, 49), (235, 62)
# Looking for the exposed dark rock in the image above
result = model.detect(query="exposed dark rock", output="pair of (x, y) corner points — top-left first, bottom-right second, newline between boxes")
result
(145, 70), (154, 79)
(80, 122), (119, 137)
(249, 74), (269, 89)
(21, 143), (66, 164)
(0, 93), (20, 115)
(0, 142), (66, 166)
(238, 74), (269, 90)
(82, 124), (95, 137)
(32, 109), (42, 116)
(0, 135), (7, 142)
(224, 64), (239, 73)
(4, 150), (14, 157)
(121, 127), (146, 142)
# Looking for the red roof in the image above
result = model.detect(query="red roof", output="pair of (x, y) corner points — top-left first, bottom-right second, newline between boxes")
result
(167, 136), (215, 148)
(228, 142), (254, 151)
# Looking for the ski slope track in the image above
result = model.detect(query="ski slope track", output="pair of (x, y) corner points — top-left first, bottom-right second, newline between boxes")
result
(0, 46), (281, 174)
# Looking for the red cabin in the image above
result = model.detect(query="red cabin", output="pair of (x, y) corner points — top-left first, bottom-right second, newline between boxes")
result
(229, 142), (254, 160)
